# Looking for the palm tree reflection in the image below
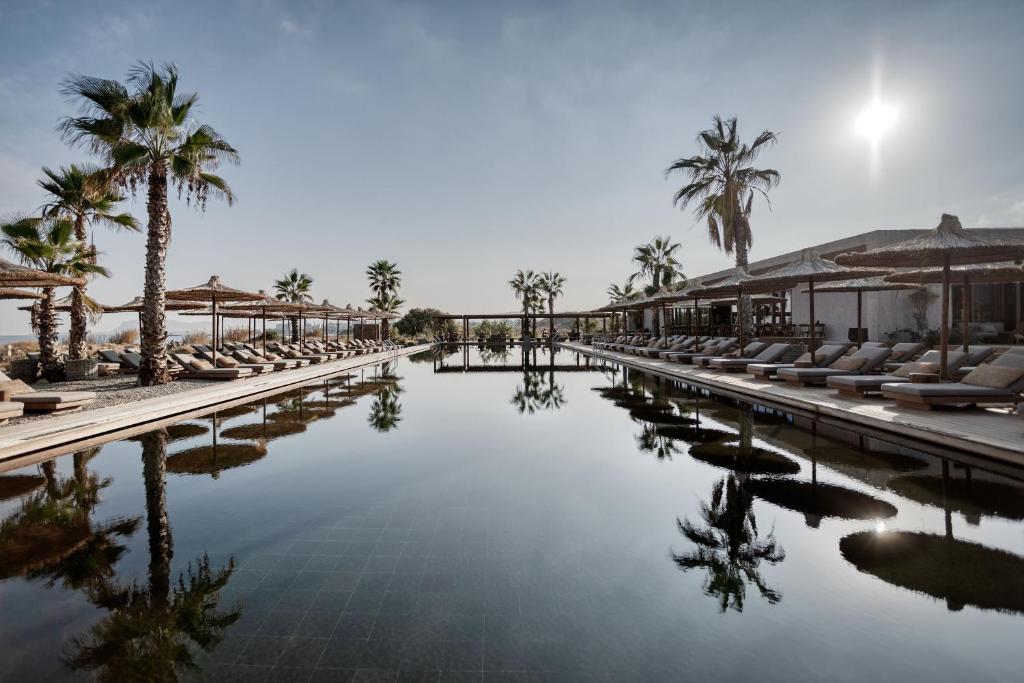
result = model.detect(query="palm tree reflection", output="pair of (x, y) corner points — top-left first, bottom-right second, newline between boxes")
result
(368, 383), (404, 432)
(65, 430), (240, 680)
(635, 423), (680, 460)
(511, 371), (566, 415)
(673, 475), (785, 612)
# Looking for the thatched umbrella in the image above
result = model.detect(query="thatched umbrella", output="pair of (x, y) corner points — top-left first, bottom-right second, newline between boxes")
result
(884, 262), (1024, 353)
(0, 256), (84, 288)
(165, 276), (263, 366)
(801, 276), (923, 345)
(103, 295), (204, 341)
(224, 290), (303, 353)
(836, 214), (1024, 378)
(733, 250), (888, 351)
(687, 267), (756, 345)
(315, 299), (350, 342)
(0, 288), (42, 301)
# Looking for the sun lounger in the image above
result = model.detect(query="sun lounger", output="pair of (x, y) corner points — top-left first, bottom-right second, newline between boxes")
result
(778, 345), (893, 386)
(880, 351), (1024, 409)
(707, 342), (792, 372)
(0, 371), (96, 412)
(746, 343), (850, 379)
(268, 342), (326, 363)
(233, 349), (297, 371)
(667, 338), (736, 364)
(656, 337), (698, 359)
(950, 346), (997, 378)
(0, 401), (23, 423)
(827, 350), (968, 398)
(170, 353), (255, 380)
(697, 342), (769, 369)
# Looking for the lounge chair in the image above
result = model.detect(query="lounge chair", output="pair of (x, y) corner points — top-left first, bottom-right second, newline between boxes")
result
(0, 371), (96, 412)
(880, 351), (1024, 410)
(191, 346), (270, 374)
(950, 346), (996, 378)
(667, 338), (736, 364)
(777, 345), (893, 387)
(827, 350), (968, 398)
(170, 353), (254, 380)
(698, 341), (769, 369)
(268, 342), (326, 364)
(707, 343), (793, 372)
(0, 401), (23, 423)
(655, 337), (698, 359)
(746, 343), (850, 380)
(233, 349), (299, 371)
(634, 336), (672, 357)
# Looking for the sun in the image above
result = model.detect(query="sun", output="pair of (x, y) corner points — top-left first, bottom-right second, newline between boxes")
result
(855, 100), (899, 143)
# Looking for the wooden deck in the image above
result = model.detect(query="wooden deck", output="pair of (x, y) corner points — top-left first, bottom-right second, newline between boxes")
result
(0, 345), (430, 465)
(560, 342), (1024, 467)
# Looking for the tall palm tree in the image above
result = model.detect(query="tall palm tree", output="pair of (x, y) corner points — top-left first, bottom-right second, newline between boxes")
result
(667, 115), (780, 336)
(1, 216), (110, 375)
(629, 236), (683, 294)
(274, 269), (314, 342)
(508, 269), (538, 339)
(673, 475), (785, 612)
(537, 271), (566, 342)
(37, 164), (139, 360)
(61, 62), (239, 386)
(366, 260), (403, 338)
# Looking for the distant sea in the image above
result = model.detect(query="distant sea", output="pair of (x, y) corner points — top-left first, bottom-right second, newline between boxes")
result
(0, 335), (35, 345)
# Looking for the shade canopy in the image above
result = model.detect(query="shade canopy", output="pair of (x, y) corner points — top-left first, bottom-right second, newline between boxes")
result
(104, 295), (204, 313)
(0, 288), (42, 301)
(686, 266), (754, 298)
(801, 275), (923, 294)
(742, 249), (889, 291)
(165, 275), (263, 303)
(835, 214), (1024, 268)
(0, 256), (85, 287)
(884, 262), (1024, 285)
(342, 303), (367, 319)
(223, 289), (305, 313)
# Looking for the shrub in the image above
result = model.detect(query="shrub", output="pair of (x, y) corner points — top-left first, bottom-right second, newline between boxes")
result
(107, 328), (139, 346)
(181, 331), (211, 345)
(222, 326), (250, 342)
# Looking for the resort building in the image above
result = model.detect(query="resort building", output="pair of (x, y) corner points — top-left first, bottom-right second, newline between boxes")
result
(666, 226), (1024, 344)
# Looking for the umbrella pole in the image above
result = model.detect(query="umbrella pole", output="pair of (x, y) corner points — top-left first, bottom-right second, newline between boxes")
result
(808, 280), (815, 352)
(940, 255), (951, 381)
(961, 273), (970, 354)
(737, 287), (745, 350)
(262, 306), (267, 354)
(211, 295), (218, 366)
(857, 290), (863, 346)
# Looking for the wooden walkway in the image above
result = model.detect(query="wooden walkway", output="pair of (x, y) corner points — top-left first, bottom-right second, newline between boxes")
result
(0, 345), (430, 465)
(560, 342), (1024, 467)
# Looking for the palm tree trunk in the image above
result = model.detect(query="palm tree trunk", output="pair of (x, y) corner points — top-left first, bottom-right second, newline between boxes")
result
(141, 429), (172, 607)
(549, 296), (554, 345)
(139, 163), (171, 386)
(37, 287), (59, 370)
(290, 317), (299, 342)
(68, 212), (89, 360)
(734, 239), (754, 340)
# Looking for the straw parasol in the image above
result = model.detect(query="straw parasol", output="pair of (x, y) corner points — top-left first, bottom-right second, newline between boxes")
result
(0, 288), (42, 301)
(224, 290), (304, 353)
(801, 276), (923, 345)
(884, 262), (1024, 352)
(103, 295), (204, 338)
(165, 276), (263, 365)
(0, 256), (84, 288)
(687, 267), (757, 344)
(735, 250), (888, 350)
(315, 299), (350, 342)
(837, 214), (1024, 378)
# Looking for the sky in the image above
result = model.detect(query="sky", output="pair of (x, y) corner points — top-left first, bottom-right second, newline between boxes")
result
(0, 0), (1022, 334)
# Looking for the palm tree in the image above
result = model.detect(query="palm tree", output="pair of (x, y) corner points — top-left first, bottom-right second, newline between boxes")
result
(366, 260), (403, 338)
(629, 236), (683, 294)
(666, 115), (780, 336)
(606, 281), (635, 303)
(537, 271), (566, 343)
(61, 62), (239, 386)
(37, 164), (139, 360)
(1, 216), (110, 375)
(509, 269), (538, 339)
(673, 475), (785, 612)
(274, 269), (314, 341)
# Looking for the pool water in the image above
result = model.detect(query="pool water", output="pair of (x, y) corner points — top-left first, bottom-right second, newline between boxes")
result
(1, 346), (1023, 682)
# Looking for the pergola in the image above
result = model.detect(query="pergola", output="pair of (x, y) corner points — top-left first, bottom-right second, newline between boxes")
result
(434, 311), (613, 341)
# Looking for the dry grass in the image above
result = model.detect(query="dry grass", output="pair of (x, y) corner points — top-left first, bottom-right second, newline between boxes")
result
(181, 331), (211, 345)
(107, 328), (139, 346)
(222, 326), (250, 342)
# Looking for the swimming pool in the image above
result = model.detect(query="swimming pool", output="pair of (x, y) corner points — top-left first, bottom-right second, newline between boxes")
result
(1, 346), (1022, 682)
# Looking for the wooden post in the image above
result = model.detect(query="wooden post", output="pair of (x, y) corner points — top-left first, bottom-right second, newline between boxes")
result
(962, 273), (970, 354)
(856, 290), (863, 346)
(940, 254), (951, 381)
(808, 279), (816, 353)
(211, 294), (218, 366)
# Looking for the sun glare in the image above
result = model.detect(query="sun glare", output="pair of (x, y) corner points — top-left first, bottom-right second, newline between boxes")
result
(856, 100), (899, 143)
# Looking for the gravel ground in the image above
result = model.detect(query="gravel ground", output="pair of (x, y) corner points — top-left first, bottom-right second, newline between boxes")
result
(8, 374), (217, 425)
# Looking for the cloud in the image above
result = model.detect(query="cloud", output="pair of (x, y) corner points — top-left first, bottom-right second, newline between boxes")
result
(1009, 200), (1024, 224)
(279, 17), (313, 39)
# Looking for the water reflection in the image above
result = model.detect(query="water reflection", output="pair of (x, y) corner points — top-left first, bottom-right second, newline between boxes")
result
(744, 479), (898, 528)
(673, 475), (786, 612)
(887, 473), (1024, 524)
(65, 430), (240, 680)
(511, 371), (566, 414)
